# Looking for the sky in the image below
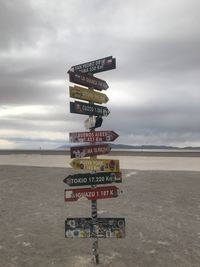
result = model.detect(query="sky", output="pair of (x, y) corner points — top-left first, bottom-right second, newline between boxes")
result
(1, 0), (200, 149)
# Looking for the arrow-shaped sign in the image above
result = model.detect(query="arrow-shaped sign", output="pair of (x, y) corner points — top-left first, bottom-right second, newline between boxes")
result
(70, 158), (120, 172)
(69, 85), (109, 104)
(64, 186), (119, 202)
(69, 71), (108, 91)
(68, 56), (116, 74)
(70, 101), (110, 117)
(70, 144), (111, 158)
(63, 172), (122, 186)
(69, 130), (119, 143)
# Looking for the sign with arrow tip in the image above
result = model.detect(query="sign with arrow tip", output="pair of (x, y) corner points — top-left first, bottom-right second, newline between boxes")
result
(70, 158), (120, 172)
(69, 130), (119, 143)
(68, 56), (116, 74)
(64, 186), (119, 202)
(63, 172), (122, 186)
(68, 71), (108, 91)
(70, 101), (110, 117)
(69, 86), (109, 104)
(70, 144), (111, 158)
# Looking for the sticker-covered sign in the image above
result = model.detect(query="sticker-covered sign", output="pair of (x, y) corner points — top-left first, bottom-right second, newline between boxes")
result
(70, 158), (120, 172)
(65, 218), (125, 238)
(64, 186), (119, 201)
(70, 144), (111, 158)
(68, 56), (116, 74)
(63, 172), (122, 186)
(69, 130), (119, 143)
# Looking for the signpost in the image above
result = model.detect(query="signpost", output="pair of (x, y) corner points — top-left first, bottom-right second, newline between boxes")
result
(70, 158), (120, 172)
(65, 218), (125, 238)
(64, 186), (119, 202)
(68, 56), (116, 74)
(69, 130), (119, 143)
(70, 144), (111, 158)
(63, 172), (122, 186)
(69, 85), (109, 104)
(69, 71), (108, 91)
(66, 56), (124, 264)
(70, 101), (110, 117)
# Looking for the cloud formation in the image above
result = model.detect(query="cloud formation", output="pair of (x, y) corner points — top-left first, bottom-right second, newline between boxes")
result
(1, 0), (200, 148)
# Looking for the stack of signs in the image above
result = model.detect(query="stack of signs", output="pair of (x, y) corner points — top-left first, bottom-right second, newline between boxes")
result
(65, 57), (125, 247)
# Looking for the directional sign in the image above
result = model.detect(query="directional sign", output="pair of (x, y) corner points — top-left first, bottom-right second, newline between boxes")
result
(69, 71), (108, 91)
(64, 186), (119, 202)
(84, 116), (103, 130)
(65, 217), (125, 238)
(69, 86), (109, 104)
(69, 130), (119, 143)
(70, 101), (110, 117)
(68, 56), (116, 74)
(70, 144), (111, 158)
(70, 159), (120, 172)
(63, 172), (122, 186)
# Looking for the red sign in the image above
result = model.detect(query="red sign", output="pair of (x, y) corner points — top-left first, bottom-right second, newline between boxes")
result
(70, 144), (111, 158)
(69, 71), (108, 91)
(64, 186), (118, 202)
(69, 130), (119, 143)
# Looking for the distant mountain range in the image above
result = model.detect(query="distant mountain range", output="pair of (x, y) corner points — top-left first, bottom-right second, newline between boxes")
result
(57, 143), (200, 150)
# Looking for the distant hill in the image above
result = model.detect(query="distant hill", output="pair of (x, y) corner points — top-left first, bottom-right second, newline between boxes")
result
(57, 143), (199, 150)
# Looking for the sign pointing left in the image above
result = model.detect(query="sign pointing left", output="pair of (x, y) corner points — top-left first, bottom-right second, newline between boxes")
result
(70, 144), (111, 158)
(63, 172), (122, 186)
(68, 56), (116, 74)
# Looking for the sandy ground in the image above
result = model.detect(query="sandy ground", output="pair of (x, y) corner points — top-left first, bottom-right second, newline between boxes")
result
(0, 164), (200, 267)
(1, 154), (200, 170)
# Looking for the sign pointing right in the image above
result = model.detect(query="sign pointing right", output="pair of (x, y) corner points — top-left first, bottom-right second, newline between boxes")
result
(69, 130), (119, 143)
(69, 86), (109, 104)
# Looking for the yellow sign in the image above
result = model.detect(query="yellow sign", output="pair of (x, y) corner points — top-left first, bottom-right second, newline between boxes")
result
(69, 86), (109, 104)
(70, 159), (120, 172)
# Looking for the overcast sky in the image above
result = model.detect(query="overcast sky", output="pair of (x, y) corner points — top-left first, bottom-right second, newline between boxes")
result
(1, 0), (200, 149)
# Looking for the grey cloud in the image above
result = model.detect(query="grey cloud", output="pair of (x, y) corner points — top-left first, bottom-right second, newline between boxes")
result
(1, 0), (200, 148)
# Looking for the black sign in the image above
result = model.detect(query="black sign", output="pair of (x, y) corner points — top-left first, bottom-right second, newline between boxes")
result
(70, 101), (110, 117)
(69, 71), (108, 91)
(68, 56), (116, 74)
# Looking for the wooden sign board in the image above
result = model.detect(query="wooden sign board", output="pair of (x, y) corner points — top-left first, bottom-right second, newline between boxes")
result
(63, 172), (122, 186)
(64, 186), (119, 201)
(68, 56), (116, 74)
(69, 130), (119, 143)
(70, 158), (120, 172)
(69, 86), (109, 104)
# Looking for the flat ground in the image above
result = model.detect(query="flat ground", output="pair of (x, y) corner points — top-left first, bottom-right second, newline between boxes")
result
(0, 165), (200, 267)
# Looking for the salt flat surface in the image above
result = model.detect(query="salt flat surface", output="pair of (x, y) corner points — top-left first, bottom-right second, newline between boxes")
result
(1, 154), (200, 170)
(0, 165), (200, 267)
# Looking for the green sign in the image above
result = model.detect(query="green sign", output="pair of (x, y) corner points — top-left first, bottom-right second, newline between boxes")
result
(63, 172), (122, 186)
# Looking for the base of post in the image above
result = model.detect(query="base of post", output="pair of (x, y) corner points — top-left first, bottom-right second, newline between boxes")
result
(92, 239), (99, 264)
